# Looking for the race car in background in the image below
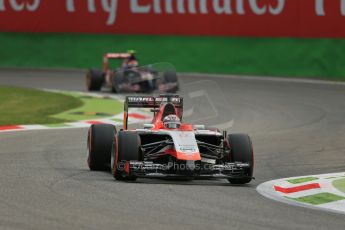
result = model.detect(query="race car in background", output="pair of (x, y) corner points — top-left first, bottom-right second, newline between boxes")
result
(86, 94), (254, 184)
(86, 52), (179, 93)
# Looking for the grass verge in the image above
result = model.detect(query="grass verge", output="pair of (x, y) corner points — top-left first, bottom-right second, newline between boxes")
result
(0, 87), (124, 126)
(1, 33), (345, 80)
(0, 86), (83, 125)
(333, 178), (345, 193)
(51, 94), (123, 121)
(286, 193), (345, 205)
(287, 177), (319, 184)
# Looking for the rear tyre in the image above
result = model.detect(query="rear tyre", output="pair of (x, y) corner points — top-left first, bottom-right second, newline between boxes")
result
(227, 134), (254, 184)
(112, 131), (141, 181)
(87, 124), (116, 171)
(163, 70), (179, 92)
(86, 69), (104, 91)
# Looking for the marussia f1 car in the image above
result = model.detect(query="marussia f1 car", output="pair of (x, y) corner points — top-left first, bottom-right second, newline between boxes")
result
(86, 52), (179, 93)
(87, 95), (254, 184)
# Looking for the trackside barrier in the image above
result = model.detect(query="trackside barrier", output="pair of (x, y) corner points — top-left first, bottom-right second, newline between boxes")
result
(1, 0), (345, 38)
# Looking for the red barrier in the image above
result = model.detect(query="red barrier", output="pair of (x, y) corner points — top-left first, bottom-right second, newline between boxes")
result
(1, 0), (345, 38)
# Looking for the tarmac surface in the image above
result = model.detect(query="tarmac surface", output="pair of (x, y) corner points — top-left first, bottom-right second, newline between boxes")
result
(1, 69), (345, 229)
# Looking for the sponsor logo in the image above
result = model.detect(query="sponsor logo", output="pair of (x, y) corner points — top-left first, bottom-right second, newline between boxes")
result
(155, 97), (181, 103)
(179, 146), (196, 152)
(66, 0), (118, 25)
(0, 0), (41, 11)
(128, 96), (154, 102)
(316, 0), (345, 16)
(3, 1), (344, 26)
(2, 0), (345, 37)
(130, 0), (286, 16)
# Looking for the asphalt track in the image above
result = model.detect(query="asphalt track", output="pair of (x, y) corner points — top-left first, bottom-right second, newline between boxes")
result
(1, 69), (345, 230)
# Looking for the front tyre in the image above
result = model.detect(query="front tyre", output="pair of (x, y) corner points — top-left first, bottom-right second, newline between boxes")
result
(111, 139), (123, 180)
(227, 134), (254, 184)
(112, 131), (141, 181)
(87, 124), (116, 171)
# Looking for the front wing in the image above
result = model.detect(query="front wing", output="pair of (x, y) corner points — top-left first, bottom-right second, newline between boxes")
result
(119, 161), (253, 179)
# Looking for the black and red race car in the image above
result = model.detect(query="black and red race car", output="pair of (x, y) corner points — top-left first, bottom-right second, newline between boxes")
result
(86, 52), (179, 93)
(87, 95), (254, 184)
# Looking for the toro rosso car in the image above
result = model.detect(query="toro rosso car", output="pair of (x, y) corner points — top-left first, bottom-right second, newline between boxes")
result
(87, 95), (254, 184)
(86, 52), (179, 93)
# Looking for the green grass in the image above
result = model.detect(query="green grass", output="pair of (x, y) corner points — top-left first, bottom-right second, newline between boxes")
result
(287, 177), (319, 184)
(286, 193), (345, 205)
(51, 94), (123, 121)
(1, 33), (345, 80)
(0, 86), (83, 125)
(0, 88), (124, 126)
(333, 178), (345, 193)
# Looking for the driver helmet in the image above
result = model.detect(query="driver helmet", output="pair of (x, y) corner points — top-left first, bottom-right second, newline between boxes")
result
(163, 114), (181, 129)
(127, 50), (136, 55)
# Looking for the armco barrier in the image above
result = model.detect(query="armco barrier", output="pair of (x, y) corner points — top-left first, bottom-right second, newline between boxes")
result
(0, 0), (345, 38)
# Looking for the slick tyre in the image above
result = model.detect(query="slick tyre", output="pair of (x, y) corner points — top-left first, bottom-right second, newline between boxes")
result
(227, 134), (254, 184)
(112, 131), (141, 181)
(87, 124), (116, 171)
(86, 69), (104, 91)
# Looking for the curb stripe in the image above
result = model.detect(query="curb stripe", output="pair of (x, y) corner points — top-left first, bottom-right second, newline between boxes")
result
(274, 183), (321, 194)
(128, 113), (150, 119)
(257, 172), (345, 215)
(0, 91), (151, 133)
(0, 125), (23, 131)
(86, 121), (106, 125)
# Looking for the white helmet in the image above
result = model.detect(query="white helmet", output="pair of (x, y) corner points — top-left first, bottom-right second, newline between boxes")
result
(163, 114), (181, 129)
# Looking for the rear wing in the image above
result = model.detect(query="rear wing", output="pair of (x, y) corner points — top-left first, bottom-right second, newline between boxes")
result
(103, 53), (131, 71)
(104, 53), (131, 59)
(123, 95), (183, 130)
